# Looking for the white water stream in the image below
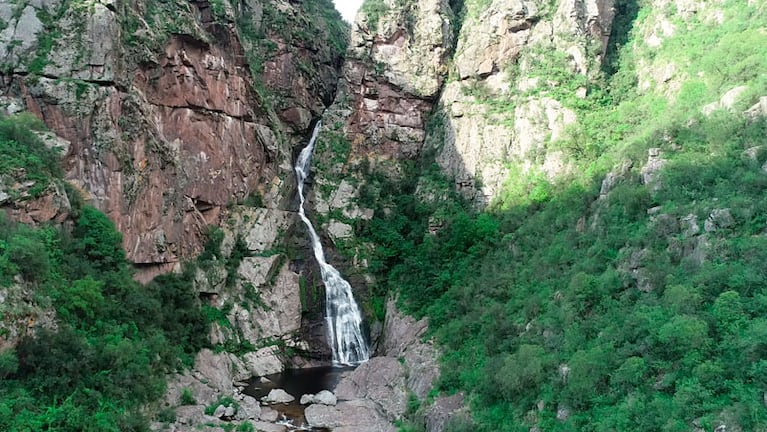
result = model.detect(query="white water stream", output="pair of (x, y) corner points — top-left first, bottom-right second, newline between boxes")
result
(294, 121), (370, 365)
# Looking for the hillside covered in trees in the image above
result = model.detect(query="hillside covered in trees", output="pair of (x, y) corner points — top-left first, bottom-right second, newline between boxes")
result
(1, 0), (766, 431)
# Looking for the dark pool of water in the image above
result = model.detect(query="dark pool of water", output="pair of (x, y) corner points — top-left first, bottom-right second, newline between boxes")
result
(243, 366), (354, 431)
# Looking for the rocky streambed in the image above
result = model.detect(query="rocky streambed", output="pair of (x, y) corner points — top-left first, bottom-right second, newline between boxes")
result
(244, 366), (351, 431)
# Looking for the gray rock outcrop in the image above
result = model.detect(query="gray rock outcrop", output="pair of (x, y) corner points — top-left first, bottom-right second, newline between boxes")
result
(305, 399), (397, 432)
(379, 299), (440, 399)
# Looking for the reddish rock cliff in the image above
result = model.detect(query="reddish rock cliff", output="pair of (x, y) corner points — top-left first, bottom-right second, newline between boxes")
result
(0, 0), (347, 280)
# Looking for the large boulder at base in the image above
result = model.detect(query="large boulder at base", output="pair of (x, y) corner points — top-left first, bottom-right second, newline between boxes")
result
(305, 399), (397, 432)
(335, 356), (407, 419)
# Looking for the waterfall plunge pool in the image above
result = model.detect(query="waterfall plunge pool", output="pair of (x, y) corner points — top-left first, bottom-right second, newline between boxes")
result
(243, 365), (355, 430)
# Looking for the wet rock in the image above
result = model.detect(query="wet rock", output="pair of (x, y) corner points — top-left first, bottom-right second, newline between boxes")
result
(260, 389), (295, 405)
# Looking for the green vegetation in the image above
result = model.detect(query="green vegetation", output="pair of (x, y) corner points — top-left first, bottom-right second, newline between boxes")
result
(374, 114), (767, 431)
(360, 0), (391, 29)
(0, 207), (209, 430)
(0, 113), (62, 198)
(204, 396), (238, 415)
(0, 114), (210, 430)
(355, 0), (767, 430)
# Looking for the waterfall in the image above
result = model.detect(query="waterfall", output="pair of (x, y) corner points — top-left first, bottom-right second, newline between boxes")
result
(294, 121), (370, 365)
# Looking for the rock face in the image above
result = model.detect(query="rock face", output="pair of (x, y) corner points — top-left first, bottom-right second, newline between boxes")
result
(379, 299), (440, 399)
(335, 357), (408, 419)
(312, 0), (454, 235)
(315, 0), (617, 234)
(0, 0), (347, 280)
(435, 0), (615, 204)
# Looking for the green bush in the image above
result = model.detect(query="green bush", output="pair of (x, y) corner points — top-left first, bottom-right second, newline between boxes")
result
(180, 388), (197, 406)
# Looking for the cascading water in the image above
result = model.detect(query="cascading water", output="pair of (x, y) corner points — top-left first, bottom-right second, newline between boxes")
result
(294, 121), (370, 365)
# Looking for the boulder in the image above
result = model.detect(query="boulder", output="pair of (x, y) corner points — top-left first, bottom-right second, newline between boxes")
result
(224, 406), (235, 418)
(745, 96), (767, 119)
(300, 390), (337, 406)
(260, 389), (295, 404)
(212, 405), (226, 418)
(305, 400), (397, 432)
(234, 395), (261, 420)
(314, 390), (338, 406)
(380, 299), (440, 399)
(259, 406), (280, 422)
(335, 357), (407, 419)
